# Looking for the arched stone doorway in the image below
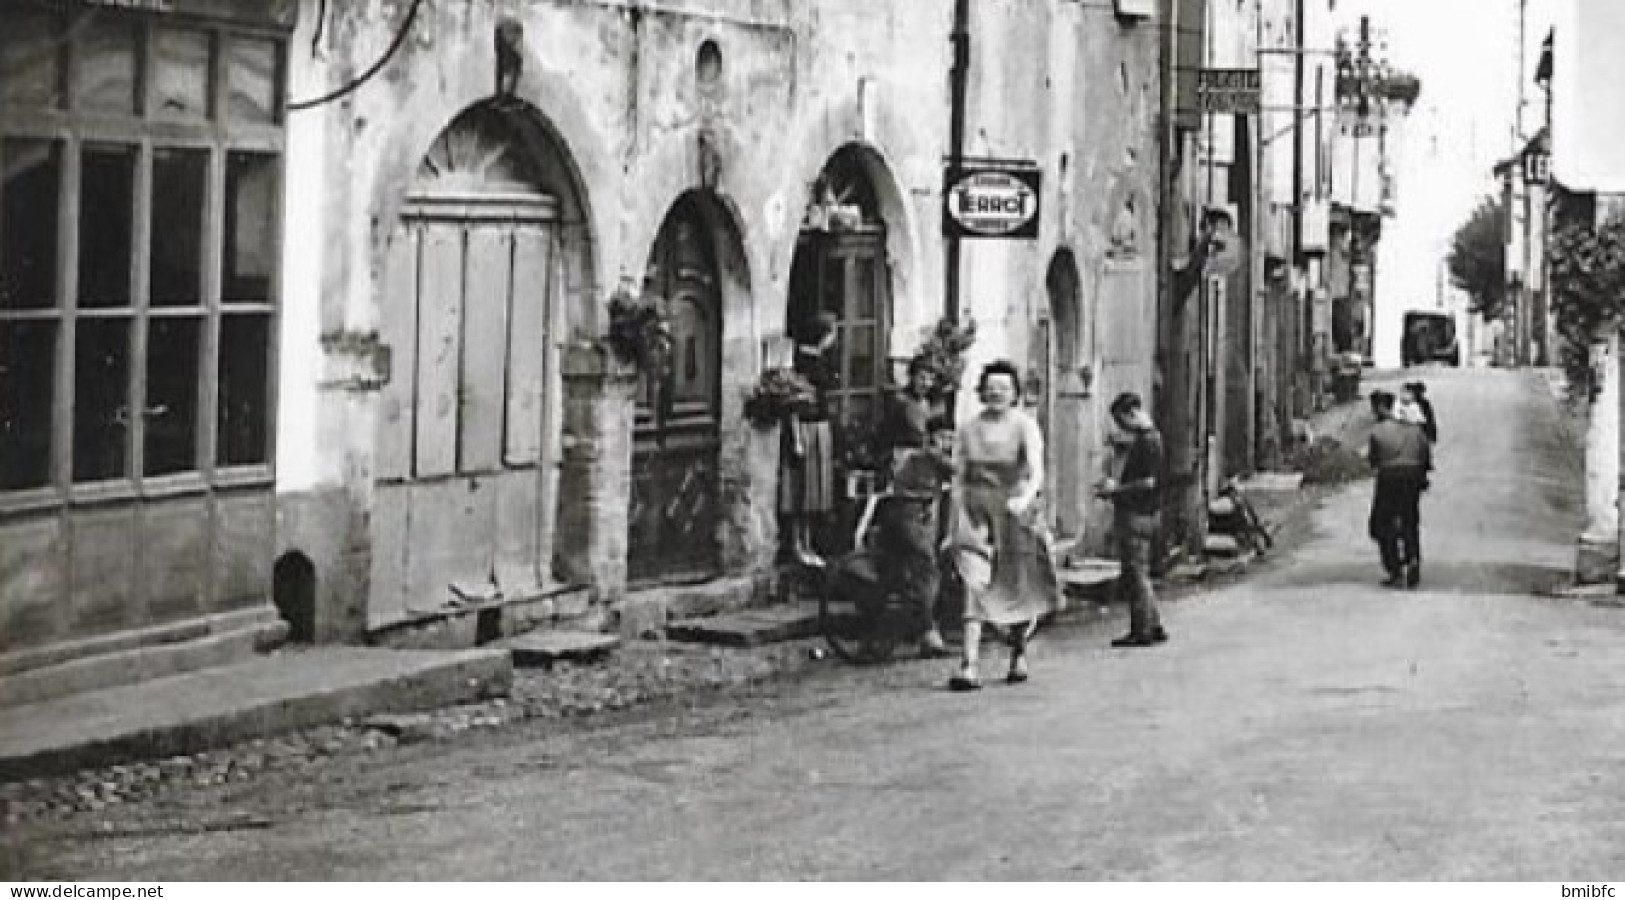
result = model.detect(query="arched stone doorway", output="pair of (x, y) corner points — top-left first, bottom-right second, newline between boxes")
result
(628, 193), (736, 583)
(1041, 249), (1090, 543)
(786, 146), (895, 554)
(370, 101), (586, 627)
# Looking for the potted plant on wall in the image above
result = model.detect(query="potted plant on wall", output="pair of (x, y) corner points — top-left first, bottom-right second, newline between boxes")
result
(604, 288), (675, 437)
(744, 367), (819, 428)
(909, 316), (978, 402)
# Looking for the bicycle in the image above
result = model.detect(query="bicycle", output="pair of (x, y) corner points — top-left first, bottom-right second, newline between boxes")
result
(1213, 478), (1274, 556)
(799, 473), (936, 664)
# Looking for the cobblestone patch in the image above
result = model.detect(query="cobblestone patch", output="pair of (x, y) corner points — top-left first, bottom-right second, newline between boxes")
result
(0, 638), (824, 828)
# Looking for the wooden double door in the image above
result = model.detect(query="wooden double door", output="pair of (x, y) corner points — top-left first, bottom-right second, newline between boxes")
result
(629, 200), (722, 583)
(371, 195), (561, 626)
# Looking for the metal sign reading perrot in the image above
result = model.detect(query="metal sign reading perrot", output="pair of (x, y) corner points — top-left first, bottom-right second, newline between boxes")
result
(943, 165), (1042, 240)
(1197, 68), (1261, 115)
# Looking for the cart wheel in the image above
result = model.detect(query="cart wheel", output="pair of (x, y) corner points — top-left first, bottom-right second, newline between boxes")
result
(820, 587), (904, 664)
(818, 585), (869, 663)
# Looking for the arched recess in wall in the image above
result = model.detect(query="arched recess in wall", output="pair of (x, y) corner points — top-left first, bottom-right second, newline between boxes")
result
(628, 190), (751, 584)
(1043, 248), (1089, 542)
(367, 99), (591, 630)
(785, 144), (906, 556)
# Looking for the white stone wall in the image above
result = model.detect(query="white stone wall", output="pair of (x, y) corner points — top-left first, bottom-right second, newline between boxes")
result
(276, 0), (1164, 621)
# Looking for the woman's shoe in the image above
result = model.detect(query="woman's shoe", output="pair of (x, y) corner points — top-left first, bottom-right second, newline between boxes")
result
(947, 670), (983, 692)
(1005, 658), (1029, 684)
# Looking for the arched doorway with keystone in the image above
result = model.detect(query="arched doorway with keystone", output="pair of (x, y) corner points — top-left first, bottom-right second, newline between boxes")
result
(627, 192), (746, 584)
(786, 146), (897, 557)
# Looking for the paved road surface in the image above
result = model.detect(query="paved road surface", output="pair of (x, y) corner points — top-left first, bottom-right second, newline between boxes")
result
(11, 369), (1625, 879)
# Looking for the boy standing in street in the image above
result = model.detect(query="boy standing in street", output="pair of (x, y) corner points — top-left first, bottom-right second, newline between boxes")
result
(1099, 392), (1168, 648)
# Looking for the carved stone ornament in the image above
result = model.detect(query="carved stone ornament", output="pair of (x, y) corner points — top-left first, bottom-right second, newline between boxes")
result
(495, 18), (524, 98)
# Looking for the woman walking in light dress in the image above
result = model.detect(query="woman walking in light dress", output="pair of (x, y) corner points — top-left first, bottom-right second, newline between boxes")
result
(944, 360), (1061, 690)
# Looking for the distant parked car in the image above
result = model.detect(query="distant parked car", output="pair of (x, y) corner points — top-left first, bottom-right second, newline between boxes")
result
(1401, 311), (1460, 367)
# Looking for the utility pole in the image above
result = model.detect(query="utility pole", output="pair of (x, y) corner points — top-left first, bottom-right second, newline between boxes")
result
(1292, 0), (1305, 265)
(1508, 0), (1521, 362)
(945, 0), (970, 328)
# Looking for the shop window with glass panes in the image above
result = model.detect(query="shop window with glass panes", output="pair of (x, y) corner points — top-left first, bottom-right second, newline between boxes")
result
(0, 10), (282, 498)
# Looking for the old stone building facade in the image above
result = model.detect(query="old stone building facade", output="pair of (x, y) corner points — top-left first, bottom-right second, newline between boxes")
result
(0, 0), (1165, 680)
(273, 0), (1165, 643)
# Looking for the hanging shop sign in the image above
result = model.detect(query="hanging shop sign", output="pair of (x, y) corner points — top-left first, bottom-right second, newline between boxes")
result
(943, 163), (1042, 240)
(1196, 68), (1261, 115)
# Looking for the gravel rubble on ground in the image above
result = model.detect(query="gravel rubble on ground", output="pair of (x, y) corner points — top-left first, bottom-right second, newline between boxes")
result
(1, 398), (1380, 831)
(0, 637), (825, 828)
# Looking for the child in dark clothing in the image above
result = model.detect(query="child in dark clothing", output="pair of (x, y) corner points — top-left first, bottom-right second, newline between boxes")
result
(876, 416), (956, 657)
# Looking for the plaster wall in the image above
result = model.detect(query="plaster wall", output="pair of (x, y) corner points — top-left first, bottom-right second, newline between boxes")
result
(1552, 0), (1625, 194)
(274, 0), (1164, 627)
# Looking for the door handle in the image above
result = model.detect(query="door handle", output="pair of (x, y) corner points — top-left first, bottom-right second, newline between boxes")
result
(112, 405), (167, 426)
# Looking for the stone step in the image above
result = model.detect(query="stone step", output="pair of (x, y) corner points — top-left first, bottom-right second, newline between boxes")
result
(1162, 561), (1210, 584)
(1239, 471), (1305, 495)
(493, 631), (622, 668)
(1057, 558), (1120, 601)
(0, 608), (289, 710)
(665, 604), (821, 648)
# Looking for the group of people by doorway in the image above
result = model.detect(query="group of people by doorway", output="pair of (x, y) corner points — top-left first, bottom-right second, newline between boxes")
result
(776, 314), (1170, 692)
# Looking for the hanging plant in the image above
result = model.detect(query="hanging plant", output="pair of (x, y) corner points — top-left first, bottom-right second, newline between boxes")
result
(909, 316), (978, 401)
(604, 290), (676, 441)
(604, 292), (674, 375)
(743, 367), (818, 428)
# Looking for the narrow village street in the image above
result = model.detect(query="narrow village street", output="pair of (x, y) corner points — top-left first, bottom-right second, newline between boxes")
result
(6, 369), (1624, 880)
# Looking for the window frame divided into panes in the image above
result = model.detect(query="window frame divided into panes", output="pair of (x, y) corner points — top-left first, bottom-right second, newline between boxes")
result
(0, 9), (285, 510)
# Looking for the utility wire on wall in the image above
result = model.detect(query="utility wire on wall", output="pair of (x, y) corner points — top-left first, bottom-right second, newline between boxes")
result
(288, 0), (423, 112)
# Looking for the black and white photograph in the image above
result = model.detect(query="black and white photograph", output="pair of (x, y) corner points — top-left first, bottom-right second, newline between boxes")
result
(1, 0), (1622, 883)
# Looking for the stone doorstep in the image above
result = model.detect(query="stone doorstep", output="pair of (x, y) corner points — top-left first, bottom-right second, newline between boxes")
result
(1207, 550), (1256, 576)
(0, 611), (289, 711)
(616, 574), (767, 639)
(1161, 561), (1210, 583)
(1237, 471), (1306, 495)
(1058, 558), (1120, 603)
(367, 585), (597, 651)
(0, 647), (511, 782)
(665, 603), (822, 648)
(493, 631), (622, 668)
(1548, 581), (1620, 600)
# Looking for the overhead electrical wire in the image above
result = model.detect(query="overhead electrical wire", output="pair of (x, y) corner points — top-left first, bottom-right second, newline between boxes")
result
(288, 0), (422, 112)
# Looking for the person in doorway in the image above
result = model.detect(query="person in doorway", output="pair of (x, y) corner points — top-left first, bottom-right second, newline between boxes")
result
(1367, 390), (1432, 588)
(944, 361), (1060, 690)
(780, 311), (839, 567)
(876, 415), (956, 658)
(1171, 208), (1229, 307)
(1098, 391), (1169, 648)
